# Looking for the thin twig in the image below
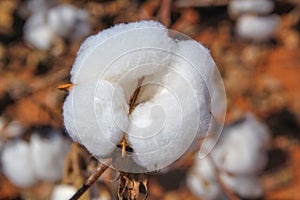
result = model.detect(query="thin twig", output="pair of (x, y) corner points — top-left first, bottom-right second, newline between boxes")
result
(157, 0), (172, 27)
(69, 159), (112, 200)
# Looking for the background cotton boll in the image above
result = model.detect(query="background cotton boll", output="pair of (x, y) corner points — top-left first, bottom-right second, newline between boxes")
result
(30, 131), (70, 182)
(193, 156), (216, 181)
(47, 5), (90, 39)
(23, 12), (54, 50)
(236, 14), (280, 42)
(51, 184), (77, 200)
(1, 140), (37, 187)
(220, 173), (263, 198)
(187, 172), (223, 200)
(213, 114), (270, 174)
(229, 0), (274, 18)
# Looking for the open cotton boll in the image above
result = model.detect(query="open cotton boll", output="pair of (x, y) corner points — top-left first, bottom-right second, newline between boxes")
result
(1, 140), (37, 187)
(30, 130), (70, 182)
(236, 14), (280, 42)
(51, 184), (77, 200)
(47, 5), (90, 40)
(220, 173), (263, 199)
(64, 20), (223, 172)
(229, 0), (274, 17)
(213, 113), (270, 175)
(187, 172), (223, 200)
(23, 12), (54, 50)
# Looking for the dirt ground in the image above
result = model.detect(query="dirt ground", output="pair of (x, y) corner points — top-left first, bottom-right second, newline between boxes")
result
(0, 0), (299, 199)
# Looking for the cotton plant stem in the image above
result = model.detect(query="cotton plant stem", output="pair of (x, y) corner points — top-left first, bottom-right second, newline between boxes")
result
(69, 159), (112, 200)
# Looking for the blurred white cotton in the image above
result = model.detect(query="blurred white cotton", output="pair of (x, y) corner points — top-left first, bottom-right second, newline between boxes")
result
(1, 140), (37, 187)
(236, 14), (280, 42)
(229, 0), (274, 17)
(30, 130), (71, 181)
(187, 113), (270, 199)
(23, 4), (90, 50)
(51, 184), (77, 200)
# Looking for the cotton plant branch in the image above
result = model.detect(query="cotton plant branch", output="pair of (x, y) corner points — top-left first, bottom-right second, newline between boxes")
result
(69, 159), (111, 200)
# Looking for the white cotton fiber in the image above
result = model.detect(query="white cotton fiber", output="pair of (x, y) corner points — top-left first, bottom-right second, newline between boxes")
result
(213, 113), (270, 174)
(23, 4), (90, 50)
(236, 14), (280, 42)
(48, 5), (90, 40)
(70, 20), (174, 83)
(229, 0), (274, 17)
(220, 173), (263, 199)
(1, 140), (37, 187)
(23, 12), (54, 50)
(187, 172), (222, 200)
(63, 20), (224, 172)
(51, 184), (77, 200)
(30, 130), (70, 181)
(64, 81), (127, 158)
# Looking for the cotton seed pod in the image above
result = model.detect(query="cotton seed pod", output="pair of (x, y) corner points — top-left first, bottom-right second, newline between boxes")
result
(63, 20), (225, 172)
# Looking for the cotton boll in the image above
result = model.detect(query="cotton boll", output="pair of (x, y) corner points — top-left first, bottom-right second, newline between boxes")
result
(229, 0), (274, 18)
(47, 5), (90, 39)
(64, 20), (224, 172)
(187, 172), (222, 200)
(193, 156), (216, 181)
(23, 12), (54, 50)
(220, 173), (263, 199)
(236, 14), (280, 42)
(1, 140), (37, 187)
(30, 130), (70, 182)
(213, 113), (270, 175)
(51, 184), (77, 200)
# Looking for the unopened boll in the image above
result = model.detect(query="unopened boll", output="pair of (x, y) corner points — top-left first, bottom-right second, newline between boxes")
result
(63, 20), (225, 172)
